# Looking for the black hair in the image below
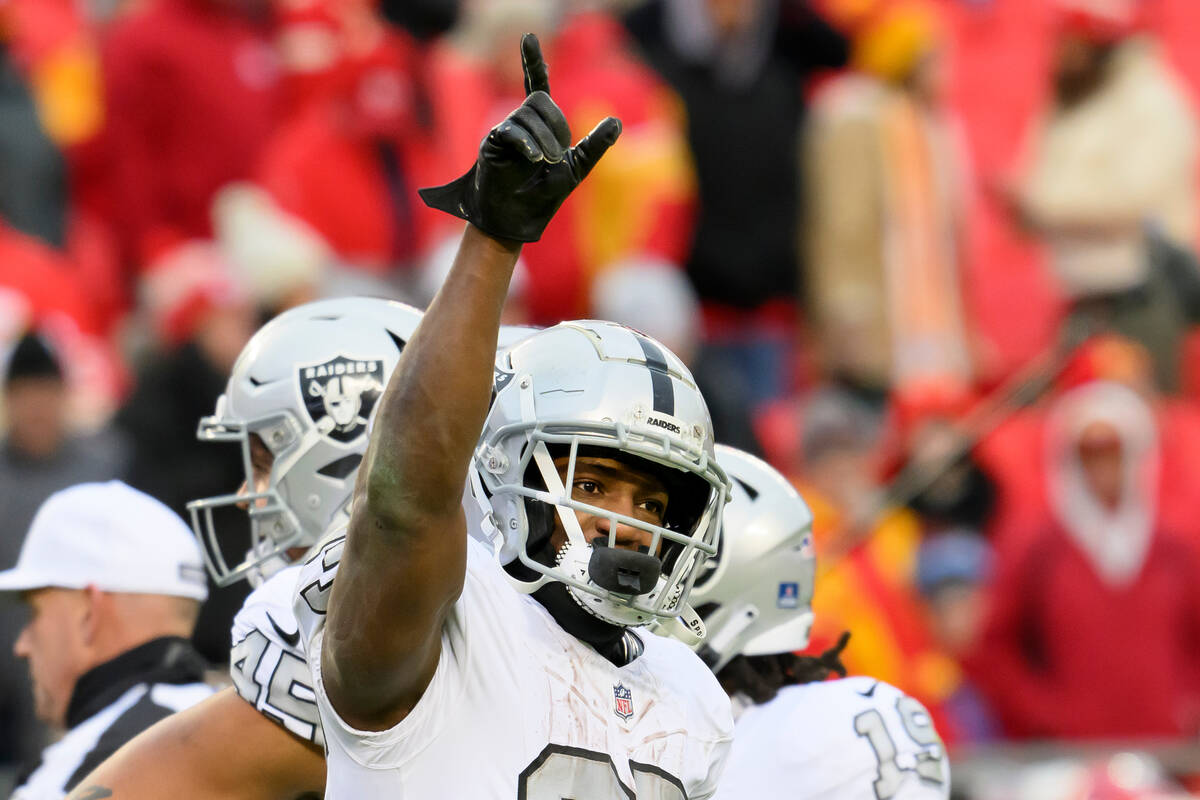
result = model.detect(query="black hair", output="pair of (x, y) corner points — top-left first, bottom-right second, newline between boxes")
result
(716, 631), (851, 704)
(4, 331), (62, 387)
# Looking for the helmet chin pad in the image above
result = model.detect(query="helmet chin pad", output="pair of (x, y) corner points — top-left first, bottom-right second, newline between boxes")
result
(588, 543), (661, 595)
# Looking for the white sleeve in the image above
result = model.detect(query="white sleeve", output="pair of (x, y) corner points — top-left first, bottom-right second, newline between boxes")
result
(229, 565), (324, 748)
(690, 732), (733, 800)
(299, 535), (503, 768)
(717, 678), (949, 800)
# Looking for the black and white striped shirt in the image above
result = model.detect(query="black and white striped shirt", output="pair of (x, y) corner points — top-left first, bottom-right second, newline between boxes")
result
(13, 637), (213, 800)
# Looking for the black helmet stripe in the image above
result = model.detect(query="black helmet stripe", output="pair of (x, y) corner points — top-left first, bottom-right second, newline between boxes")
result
(635, 334), (675, 416)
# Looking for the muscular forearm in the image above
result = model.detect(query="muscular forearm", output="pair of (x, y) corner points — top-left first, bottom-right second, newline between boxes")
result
(323, 226), (520, 726)
(361, 225), (520, 527)
(322, 33), (619, 729)
(66, 688), (325, 800)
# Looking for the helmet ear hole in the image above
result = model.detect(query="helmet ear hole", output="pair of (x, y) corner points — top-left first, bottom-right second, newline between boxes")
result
(316, 453), (363, 480)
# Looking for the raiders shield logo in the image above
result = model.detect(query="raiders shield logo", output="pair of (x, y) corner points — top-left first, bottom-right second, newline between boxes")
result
(299, 356), (385, 443)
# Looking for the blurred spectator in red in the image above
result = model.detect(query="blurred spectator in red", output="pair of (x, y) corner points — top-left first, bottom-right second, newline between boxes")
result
(977, 333), (1200, 555)
(257, 6), (440, 277)
(76, 0), (280, 277)
(997, 0), (1199, 391)
(975, 380), (1200, 739)
(0, 223), (124, 425)
(114, 243), (257, 663)
(0, 332), (128, 770)
(534, 9), (698, 325)
(805, 1), (974, 413)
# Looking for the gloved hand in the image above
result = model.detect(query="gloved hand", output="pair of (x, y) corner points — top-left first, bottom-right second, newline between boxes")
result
(418, 33), (622, 243)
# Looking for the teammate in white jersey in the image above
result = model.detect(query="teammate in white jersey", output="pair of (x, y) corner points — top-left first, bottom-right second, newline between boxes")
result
(304, 34), (733, 797)
(66, 297), (424, 799)
(690, 445), (951, 800)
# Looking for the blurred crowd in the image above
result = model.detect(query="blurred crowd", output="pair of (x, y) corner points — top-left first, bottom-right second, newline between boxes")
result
(4, 0), (1200, 794)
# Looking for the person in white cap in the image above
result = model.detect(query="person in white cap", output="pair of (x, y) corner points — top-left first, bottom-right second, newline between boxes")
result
(0, 480), (212, 800)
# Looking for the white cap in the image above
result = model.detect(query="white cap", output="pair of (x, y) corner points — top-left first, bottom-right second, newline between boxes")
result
(0, 481), (209, 601)
(590, 258), (700, 360)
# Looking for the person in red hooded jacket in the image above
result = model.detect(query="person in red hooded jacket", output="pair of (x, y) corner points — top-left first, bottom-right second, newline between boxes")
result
(255, 1), (444, 275)
(974, 380), (1200, 739)
(75, 0), (280, 272)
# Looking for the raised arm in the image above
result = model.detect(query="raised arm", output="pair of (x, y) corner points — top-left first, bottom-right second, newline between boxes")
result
(321, 34), (620, 730)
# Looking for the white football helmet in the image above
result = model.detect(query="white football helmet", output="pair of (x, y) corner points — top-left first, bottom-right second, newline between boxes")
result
(687, 444), (816, 673)
(470, 320), (730, 644)
(187, 297), (422, 586)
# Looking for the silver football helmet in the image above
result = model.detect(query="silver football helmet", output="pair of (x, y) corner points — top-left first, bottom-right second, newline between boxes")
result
(187, 297), (422, 586)
(470, 320), (730, 644)
(688, 444), (816, 673)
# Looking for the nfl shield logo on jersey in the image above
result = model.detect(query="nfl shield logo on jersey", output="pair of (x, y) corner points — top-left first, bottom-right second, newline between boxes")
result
(299, 356), (385, 443)
(613, 683), (634, 721)
(777, 582), (800, 609)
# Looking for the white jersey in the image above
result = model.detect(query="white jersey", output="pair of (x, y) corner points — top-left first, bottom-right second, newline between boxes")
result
(229, 565), (323, 748)
(716, 677), (950, 800)
(294, 532), (734, 798)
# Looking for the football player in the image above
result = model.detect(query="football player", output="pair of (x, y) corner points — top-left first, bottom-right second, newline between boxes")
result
(293, 34), (734, 796)
(692, 445), (951, 800)
(66, 300), (545, 800)
(65, 297), (423, 799)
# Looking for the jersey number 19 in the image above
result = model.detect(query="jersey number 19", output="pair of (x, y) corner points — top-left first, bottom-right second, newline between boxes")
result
(854, 696), (946, 800)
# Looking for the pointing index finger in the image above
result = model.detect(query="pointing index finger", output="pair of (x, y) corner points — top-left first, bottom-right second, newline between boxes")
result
(521, 33), (550, 97)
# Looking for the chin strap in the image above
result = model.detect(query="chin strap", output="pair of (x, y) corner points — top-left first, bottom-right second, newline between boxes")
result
(494, 536), (553, 594)
(657, 602), (707, 646)
(694, 602), (759, 672)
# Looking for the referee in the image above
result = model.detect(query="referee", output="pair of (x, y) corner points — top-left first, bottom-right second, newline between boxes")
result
(0, 481), (213, 799)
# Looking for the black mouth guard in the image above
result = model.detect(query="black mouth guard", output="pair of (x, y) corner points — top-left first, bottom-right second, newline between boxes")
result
(588, 543), (662, 595)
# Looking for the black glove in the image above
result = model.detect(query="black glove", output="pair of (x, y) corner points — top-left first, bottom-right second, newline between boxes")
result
(418, 34), (622, 243)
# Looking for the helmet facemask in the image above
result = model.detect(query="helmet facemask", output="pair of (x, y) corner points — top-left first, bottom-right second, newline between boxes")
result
(187, 297), (422, 588)
(476, 423), (727, 643)
(187, 407), (309, 587)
